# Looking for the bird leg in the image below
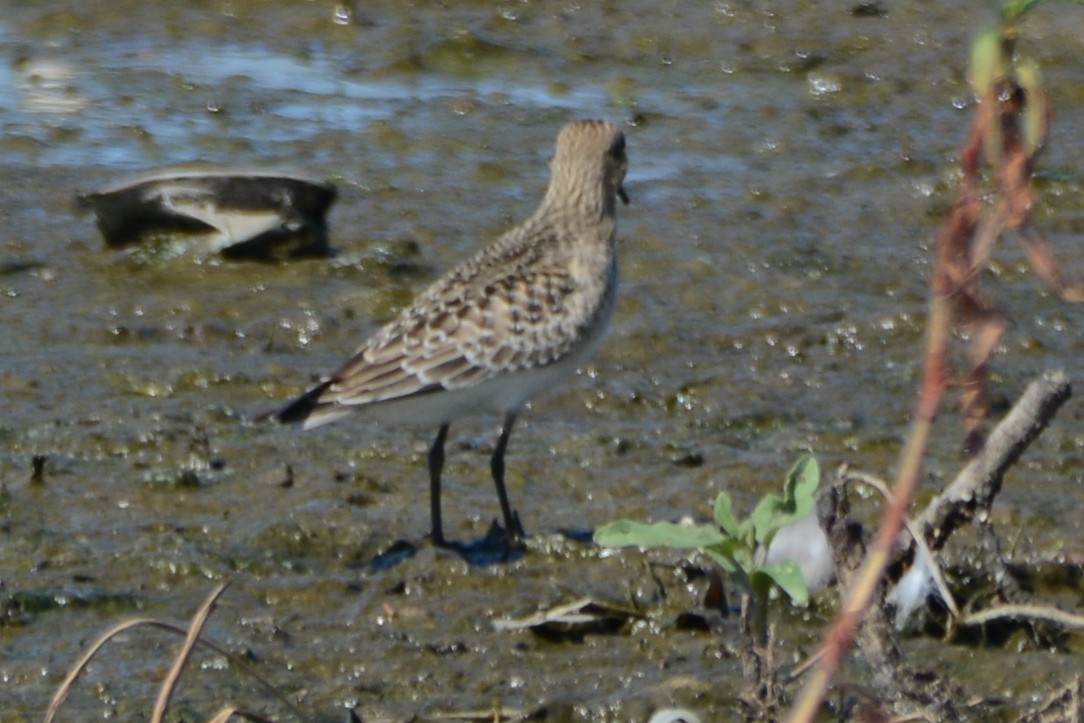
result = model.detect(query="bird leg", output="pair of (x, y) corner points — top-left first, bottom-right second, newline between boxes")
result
(428, 423), (450, 546)
(491, 412), (525, 539)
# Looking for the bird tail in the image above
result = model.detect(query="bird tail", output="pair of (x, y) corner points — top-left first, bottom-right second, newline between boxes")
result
(275, 380), (332, 423)
(257, 380), (351, 429)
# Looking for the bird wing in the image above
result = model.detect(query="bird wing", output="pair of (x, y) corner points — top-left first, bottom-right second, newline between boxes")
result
(318, 262), (594, 408)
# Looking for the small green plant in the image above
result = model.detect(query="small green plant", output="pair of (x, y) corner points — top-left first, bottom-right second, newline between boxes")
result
(595, 455), (820, 645)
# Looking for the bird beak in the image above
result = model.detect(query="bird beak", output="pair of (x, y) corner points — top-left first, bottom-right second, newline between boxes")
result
(617, 185), (629, 205)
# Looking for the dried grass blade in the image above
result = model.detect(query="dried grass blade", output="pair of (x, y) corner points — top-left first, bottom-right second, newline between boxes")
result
(150, 580), (231, 723)
(44, 616), (159, 723)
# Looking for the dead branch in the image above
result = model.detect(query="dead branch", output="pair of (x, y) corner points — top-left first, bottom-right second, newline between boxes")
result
(915, 370), (1071, 552)
(961, 603), (1084, 630)
(816, 488), (965, 720)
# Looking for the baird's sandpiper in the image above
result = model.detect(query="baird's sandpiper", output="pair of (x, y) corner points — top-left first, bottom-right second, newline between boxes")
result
(274, 119), (629, 546)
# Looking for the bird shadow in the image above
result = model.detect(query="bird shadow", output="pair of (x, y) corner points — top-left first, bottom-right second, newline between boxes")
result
(363, 525), (599, 570)
(366, 522), (528, 569)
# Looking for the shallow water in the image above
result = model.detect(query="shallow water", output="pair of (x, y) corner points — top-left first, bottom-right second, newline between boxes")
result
(2, 1), (1084, 720)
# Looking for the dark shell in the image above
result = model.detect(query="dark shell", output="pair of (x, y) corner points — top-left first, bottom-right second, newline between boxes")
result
(79, 170), (337, 260)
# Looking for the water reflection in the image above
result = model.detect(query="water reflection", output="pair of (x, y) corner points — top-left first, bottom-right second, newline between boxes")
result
(2, 38), (623, 169)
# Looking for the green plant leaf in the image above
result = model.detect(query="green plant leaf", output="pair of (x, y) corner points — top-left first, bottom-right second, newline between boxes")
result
(713, 492), (744, 537)
(755, 561), (810, 607)
(786, 455), (820, 504)
(750, 492), (783, 544)
(705, 540), (753, 592)
(703, 546), (739, 575)
(751, 456), (820, 544)
(1015, 57), (1046, 155)
(707, 537), (755, 572)
(1001, 0), (1042, 22)
(594, 519), (726, 549)
(779, 455), (818, 524)
(597, 457), (820, 606)
(969, 27), (1005, 98)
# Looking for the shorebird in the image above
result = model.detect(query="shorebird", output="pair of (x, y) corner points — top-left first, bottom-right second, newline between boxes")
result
(274, 119), (629, 546)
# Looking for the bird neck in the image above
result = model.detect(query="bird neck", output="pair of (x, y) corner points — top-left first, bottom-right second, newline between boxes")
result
(539, 166), (616, 220)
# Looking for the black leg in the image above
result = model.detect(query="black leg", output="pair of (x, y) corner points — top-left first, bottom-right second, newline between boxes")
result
(428, 424), (450, 546)
(490, 412), (524, 539)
